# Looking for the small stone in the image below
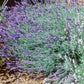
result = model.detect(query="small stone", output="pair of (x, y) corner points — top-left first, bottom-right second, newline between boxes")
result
(71, 83), (75, 84)
(43, 78), (56, 84)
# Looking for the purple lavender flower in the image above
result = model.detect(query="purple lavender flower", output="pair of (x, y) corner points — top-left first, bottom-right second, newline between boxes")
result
(66, 17), (72, 20)
(56, 17), (60, 20)
(23, 61), (35, 65)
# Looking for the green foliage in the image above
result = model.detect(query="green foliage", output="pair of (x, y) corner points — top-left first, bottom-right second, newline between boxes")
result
(75, 53), (84, 83)
(73, 7), (84, 83)
(0, 55), (3, 66)
(0, 0), (8, 21)
(0, 60), (2, 66)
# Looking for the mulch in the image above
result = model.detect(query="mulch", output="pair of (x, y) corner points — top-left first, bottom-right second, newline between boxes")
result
(0, 59), (46, 84)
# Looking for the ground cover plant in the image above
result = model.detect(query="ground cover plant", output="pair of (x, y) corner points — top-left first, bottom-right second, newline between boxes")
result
(0, 0), (84, 83)
(73, 7), (84, 83)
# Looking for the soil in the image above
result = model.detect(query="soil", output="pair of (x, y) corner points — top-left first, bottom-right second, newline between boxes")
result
(0, 61), (46, 84)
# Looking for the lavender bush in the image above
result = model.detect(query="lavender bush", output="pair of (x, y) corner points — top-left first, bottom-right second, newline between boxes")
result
(0, 0), (84, 83)
(5, 2), (78, 73)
